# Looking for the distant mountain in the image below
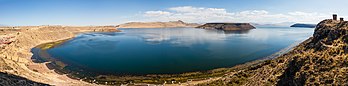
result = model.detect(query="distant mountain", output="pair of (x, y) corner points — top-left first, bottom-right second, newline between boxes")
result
(116, 20), (200, 28)
(252, 22), (296, 27)
(290, 23), (316, 28)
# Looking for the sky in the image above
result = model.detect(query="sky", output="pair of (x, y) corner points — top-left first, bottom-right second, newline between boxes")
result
(0, 0), (347, 26)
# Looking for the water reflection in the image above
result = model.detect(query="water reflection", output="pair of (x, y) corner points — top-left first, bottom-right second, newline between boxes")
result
(121, 28), (229, 46)
(45, 27), (314, 74)
(223, 30), (250, 34)
(119, 28), (313, 46)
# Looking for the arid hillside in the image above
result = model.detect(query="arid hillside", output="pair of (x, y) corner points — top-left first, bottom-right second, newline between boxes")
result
(199, 19), (348, 86)
(0, 26), (119, 85)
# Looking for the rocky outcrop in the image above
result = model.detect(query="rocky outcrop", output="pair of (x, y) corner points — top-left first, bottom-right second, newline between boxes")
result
(0, 26), (119, 85)
(116, 20), (200, 28)
(290, 23), (317, 28)
(196, 23), (256, 30)
(199, 19), (348, 85)
(0, 35), (16, 49)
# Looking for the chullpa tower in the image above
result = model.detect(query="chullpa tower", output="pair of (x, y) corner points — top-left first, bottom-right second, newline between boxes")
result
(333, 14), (338, 20)
(340, 18), (344, 21)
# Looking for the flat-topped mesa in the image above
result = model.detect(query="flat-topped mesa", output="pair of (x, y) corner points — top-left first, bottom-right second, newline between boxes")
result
(116, 20), (200, 28)
(196, 23), (256, 31)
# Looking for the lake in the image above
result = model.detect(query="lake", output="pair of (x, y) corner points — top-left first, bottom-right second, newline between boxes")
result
(42, 27), (314, 75)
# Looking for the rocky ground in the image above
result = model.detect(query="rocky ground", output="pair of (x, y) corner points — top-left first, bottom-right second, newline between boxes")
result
(0, 72), (48, 86)
(197, 19), (348, 85)
(0, 26), (119, 85)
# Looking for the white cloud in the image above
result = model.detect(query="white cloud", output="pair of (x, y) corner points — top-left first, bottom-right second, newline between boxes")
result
(144, 11), (172, 17)
(138, 6), (330, 24)
(169, 6), (228, 14)
(286, 11), (328, 23)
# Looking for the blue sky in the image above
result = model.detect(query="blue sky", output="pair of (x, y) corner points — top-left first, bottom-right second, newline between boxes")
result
(0, 0), (347, 26)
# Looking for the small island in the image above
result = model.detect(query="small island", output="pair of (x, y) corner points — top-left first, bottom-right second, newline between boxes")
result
(196, 23), (256, 30)
(290, 23), (316, 28)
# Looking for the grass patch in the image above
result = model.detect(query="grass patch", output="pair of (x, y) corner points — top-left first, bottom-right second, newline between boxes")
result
(36, 39), (70, 50)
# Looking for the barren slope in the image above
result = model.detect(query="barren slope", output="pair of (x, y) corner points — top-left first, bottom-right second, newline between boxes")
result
(0, 26), (119, 85)
(199, 19), (348, 86)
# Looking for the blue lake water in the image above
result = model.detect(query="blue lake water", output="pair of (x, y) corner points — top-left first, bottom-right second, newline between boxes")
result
(46, 27), (314, 75)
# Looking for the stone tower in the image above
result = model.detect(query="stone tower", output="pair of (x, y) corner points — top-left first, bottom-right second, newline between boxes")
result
(333, 14), (337, 20)
(340, 18), (344, 21)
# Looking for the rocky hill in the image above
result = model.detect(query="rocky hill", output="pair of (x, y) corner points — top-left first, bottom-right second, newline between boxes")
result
(196, 23), (255, 31)
(198, 19), (348, 85)
(290, 23), (317, 28)
(116, 20), (200, 28)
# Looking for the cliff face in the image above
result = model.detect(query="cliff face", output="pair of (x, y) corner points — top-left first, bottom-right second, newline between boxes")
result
(196, 23), (256, 30)
(199, 19), (348, 85)
(116, 20), (200, 28)
(0, 26), (119, 85)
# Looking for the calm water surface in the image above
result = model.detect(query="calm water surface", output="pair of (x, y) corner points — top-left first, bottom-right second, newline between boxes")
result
(46, 27), (314, 75)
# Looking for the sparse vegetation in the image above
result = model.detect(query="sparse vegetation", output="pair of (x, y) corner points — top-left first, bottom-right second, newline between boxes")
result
(198, 19), (348, 85)
(36, 39), (69, 50)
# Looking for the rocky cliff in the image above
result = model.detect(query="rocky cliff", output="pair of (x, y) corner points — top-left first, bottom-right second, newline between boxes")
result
(196, 23), (256, 31)
(116, 20), (200, 28)
(0, 26), (119, 85)
(199, 19), (348, 85)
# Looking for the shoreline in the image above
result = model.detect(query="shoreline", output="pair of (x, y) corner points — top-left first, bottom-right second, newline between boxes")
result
(0, 26), (120, 85)
(33, 42), (231, 85)
(1, 26), (306, 85)
(30, 29), (303, 85)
